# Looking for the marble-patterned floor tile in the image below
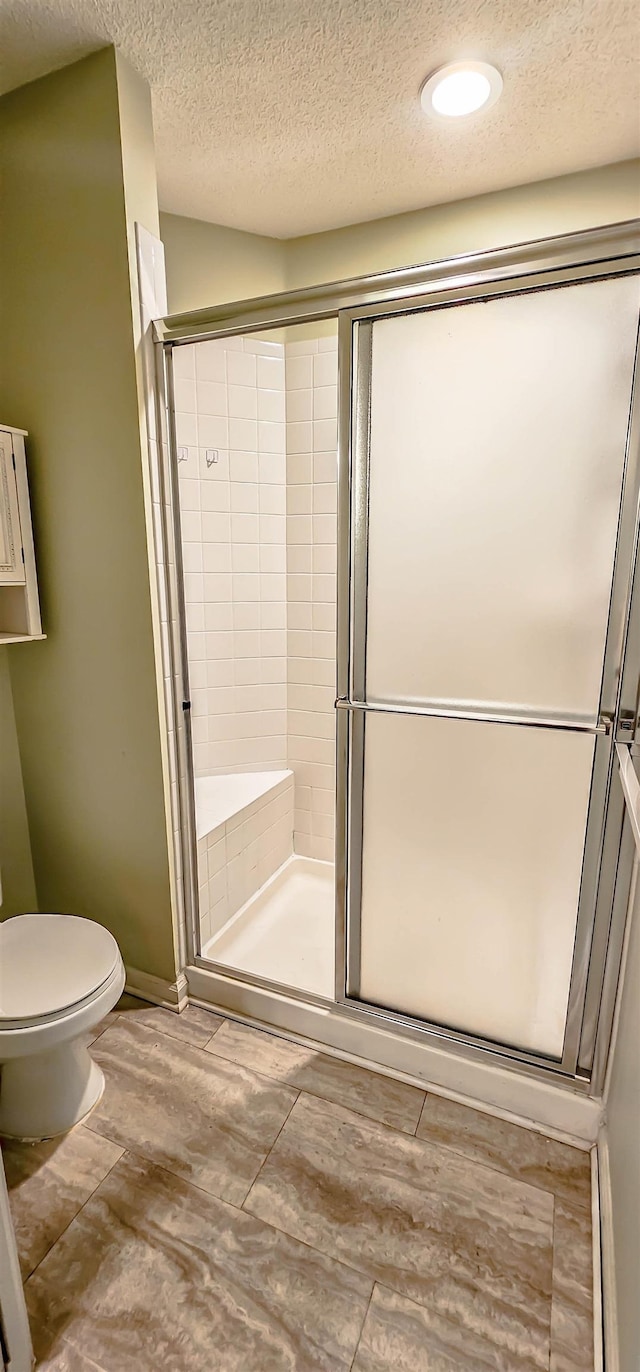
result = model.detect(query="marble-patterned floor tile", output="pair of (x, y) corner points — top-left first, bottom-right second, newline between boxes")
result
(245, 1093), (554, 1368)
(90, 996), (223, 1049)
(550, 1200), (594, 1372)
(205, 1020), (425, 1132)
(113, 1001), (224, 1047)
(417, 1094), (592, 1213)
(351, 1283), (542, 1371)
(87, 994), (149, 1045)
(88, 1018), (297, 1205)
(27, 1151), (373, 1372)
(1, 1126), (122, 1279)
(35, 1340), (107, 1371)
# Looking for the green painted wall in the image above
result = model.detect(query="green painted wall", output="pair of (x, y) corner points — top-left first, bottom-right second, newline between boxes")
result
(162, 159), (640, 314)
(160, 211), (286, 314)
(285, 159), (640, 287)
(0, 48), (176, 978)
(0, 649), (37, 917)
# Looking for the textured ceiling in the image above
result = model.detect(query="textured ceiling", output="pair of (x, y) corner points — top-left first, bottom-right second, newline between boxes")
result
(1, 0), (639, 237)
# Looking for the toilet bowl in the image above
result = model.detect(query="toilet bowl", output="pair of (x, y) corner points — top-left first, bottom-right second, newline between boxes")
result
(0, 913), (125, 1141)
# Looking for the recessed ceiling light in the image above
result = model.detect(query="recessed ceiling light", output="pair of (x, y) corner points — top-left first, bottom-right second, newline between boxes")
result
(420, 61), (503, 118)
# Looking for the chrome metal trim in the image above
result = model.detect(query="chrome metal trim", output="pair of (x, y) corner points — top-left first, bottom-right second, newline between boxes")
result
(614, 323), (640, 744)
(589, 814), (635, 1095)
(336, 312), (353, 705)
(335, 697), (609, 735)
(193, 953), (336, 1008)
(562, 734), (616, 1071)
(154, 221), (640, 345)
(346, 710), (365, 998)
(336, 256), (640, 333)
(350, 323), (372, 702)
(334, 704), (349, 1002)
(571, 321), (640, 1072)
(336, 231), (640, 1081)
(342, 320), (372, 1000)
(334, 310), (353, 1001)
(337, 991), (591, 1088)
(188, 957), (591, 1093)
(616, 743), (640, 852)
(599, 317), (640, 733)
(156, 340), (200, 969)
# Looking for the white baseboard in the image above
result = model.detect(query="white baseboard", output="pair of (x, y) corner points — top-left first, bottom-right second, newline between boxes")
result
(186, 963), (602, 1144)
(125, 965), (189, 1012)
(597, 1129), (619, 1372)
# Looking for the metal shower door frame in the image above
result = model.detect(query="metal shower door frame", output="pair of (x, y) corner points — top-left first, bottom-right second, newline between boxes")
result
(154, 218), (640, 1089)
(334, 232), (640, 1083)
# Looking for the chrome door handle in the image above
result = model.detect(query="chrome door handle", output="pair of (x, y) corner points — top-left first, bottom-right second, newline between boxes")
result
(336, 697), (611, 735)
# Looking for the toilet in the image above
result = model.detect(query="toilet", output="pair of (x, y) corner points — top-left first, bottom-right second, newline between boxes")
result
(0, 912), (125, 1141)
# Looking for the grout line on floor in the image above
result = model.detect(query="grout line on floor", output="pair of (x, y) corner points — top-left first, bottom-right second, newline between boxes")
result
(404, 1126), (589, 1212)
(271, 1083), (424, 1137)
(22, 1139), (125, 1287)
(239, 1088), (301, 1211)
(104, 1006), (223, 1053)
(548, 1196), (559, 1372)
(348, 1279), (375, 1372)
(202, 1017), (226, 1048)
(93, 1014), (425, 1139)
(103, 1145), (378, 1298)
(87, 1013), (121, 1047)
(188, 996), (595, 1153)
(239, 1176), (557, 1351)
(202, 1029), (425, 1133)
(89, 1023), (579, 1211)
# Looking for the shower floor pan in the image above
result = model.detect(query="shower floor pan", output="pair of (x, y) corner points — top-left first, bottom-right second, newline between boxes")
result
(202, 855), (335, 999)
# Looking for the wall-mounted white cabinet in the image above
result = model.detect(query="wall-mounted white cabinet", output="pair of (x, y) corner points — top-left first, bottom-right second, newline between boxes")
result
(0, 424), (44, 645)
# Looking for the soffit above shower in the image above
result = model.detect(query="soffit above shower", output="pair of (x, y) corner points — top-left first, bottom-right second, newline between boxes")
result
(2, 0), (638, 238)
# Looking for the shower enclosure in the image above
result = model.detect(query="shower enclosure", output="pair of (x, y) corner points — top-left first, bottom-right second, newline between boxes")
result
(155, 220), (640, 1096)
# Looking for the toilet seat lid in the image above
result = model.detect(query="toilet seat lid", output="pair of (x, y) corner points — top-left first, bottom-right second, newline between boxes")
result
(0, 913), (121, 1021)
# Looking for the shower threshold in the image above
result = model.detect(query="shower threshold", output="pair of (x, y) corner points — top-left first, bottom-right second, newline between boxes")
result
(201, 855), (335, 999)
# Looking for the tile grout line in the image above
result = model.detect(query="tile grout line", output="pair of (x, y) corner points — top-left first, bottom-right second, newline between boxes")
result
(547, 1195), (557, 1372)
(115, 1144), (374, 1291)
(93, 1010), (227, 1056)
(19, 1122), (563, 1366)
(204, 1046), (425, 1135)
(87, 1010), (122, 1046)
(89, 1142), (382, 1320)
(199, 1021), (426, 1133)
(354, 1281), (553, 1372)
(103, 1012), (427, 1137)
(410, 1129), (588, 1212)
(347, 1279), (375, 1372)
(241, 1173), (558, 1360)
(286, 1090), (566, 1214)
(201, 1017), (226, 1048)
(22, 1142), (125, 1288)
(92, 1020), (585, 1213)
(239, 1087), (301, 1211)
(76, 1115), (566, 1346)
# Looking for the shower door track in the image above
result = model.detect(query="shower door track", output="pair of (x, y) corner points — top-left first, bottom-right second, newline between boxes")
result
(153, 219), (640, 1100)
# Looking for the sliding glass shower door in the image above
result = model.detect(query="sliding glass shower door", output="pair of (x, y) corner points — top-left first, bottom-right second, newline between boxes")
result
(337, 269), (640, 1069)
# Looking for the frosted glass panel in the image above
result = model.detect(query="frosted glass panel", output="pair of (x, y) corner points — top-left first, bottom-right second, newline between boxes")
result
(366, 276), (640, 719)
(358, 712), (595, 1057)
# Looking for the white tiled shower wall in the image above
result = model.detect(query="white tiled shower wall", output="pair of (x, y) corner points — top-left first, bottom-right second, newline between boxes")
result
(175, 336), (288, 776)
(176, 329), (338, 875)
(285, 335), (338, 863)
(196, 773), (294, 945)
